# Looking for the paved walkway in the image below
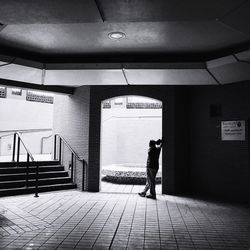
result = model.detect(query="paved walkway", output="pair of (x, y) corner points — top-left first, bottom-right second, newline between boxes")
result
(0, 190), (250, 249)
(101, 182), (162, 194)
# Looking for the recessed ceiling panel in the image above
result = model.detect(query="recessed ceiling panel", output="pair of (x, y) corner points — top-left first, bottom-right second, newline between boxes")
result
(0, 0), (102, 24)
(221, 1), (250, 37)
(0, 21), (248, 57)
(0, 23), (6, 32)
(97, 0), (244, 22)
(0, 64), (42, 84)
(124, 69), (217, 85)
(206, 56), (236, 69)
(209, 63), (250, 84)
(236, 50), (250, 61)
(45, 70), (127, 86)
(0, 60), (8, 66)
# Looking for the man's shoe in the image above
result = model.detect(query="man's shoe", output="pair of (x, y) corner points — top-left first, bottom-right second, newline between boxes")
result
(146, 194), (156, 199)
(138, 192), (146, 197)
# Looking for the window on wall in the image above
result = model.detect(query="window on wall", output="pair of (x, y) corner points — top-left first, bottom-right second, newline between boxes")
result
(102, 100), (111, 109)
(11, 88), (22, 96)
(0, 86), (6, 98)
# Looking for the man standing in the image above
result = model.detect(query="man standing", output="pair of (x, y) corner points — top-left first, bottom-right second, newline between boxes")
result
(138, 139), (163, 199)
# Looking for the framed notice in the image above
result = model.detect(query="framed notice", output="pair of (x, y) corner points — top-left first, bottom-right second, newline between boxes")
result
(221, 120), (245, 141)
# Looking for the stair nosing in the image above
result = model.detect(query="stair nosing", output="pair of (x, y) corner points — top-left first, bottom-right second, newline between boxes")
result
(0, 165), (63, 169)
(0, 171), (69, 177)
(0, 177), (72, 185)
(0, 183), (77, 192)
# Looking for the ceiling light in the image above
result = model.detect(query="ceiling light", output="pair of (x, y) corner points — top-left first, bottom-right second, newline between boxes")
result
(108, 32), (126, 40)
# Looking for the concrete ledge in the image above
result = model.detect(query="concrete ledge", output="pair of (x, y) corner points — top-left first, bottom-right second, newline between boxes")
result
(102, 164), (161, 184)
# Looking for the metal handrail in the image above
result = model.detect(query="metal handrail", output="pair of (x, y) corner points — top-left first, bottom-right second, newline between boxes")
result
(16, 132), (35, 162)
(12, 132), (39, 197)
(0, 132), (36, 162)
(41, 134), (53, 154)
(0, 130), (53, 158)
(54, 134), (86, 189)
(0, 132), (16, 139)
(1, 132), (85, 194)
(54, 134), (83, 162)
(0, 128), (52, 139)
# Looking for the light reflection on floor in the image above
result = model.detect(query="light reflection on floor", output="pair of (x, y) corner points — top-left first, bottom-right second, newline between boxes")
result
(101, 181), (162, 194)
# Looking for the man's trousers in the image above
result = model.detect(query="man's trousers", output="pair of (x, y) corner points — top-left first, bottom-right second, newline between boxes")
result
(142, 168), (158, 196)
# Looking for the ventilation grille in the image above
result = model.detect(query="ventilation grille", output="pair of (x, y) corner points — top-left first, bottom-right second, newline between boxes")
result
(127, 103), (162, 109)
(26, 91), (54, 104)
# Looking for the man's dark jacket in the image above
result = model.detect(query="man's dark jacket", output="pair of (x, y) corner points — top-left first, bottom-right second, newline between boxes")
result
(146, 146), (161, 170)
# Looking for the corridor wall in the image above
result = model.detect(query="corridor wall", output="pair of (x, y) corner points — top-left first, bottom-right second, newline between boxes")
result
(189, 82), (250, 202)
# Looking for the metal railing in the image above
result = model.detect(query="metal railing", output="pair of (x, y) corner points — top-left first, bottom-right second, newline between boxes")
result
(12, 132), (39, 197)
(41, 134), (53, 154)
(0, 131), (86, 195)
(54, 134), (86, 187)
(0, 132), (36, 163)
(0, 128), (52, 158)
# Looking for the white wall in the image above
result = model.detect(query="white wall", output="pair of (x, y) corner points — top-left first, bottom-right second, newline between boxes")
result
(0, 93), (53, 156)
(0, 98), (53, 131)
(52, 86), (90, 191)
(0, 131), (53, 156)
(101, 108), (162, 167)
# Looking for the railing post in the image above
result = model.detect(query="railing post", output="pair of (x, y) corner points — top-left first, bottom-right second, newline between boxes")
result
(59, 137), (62, 164)
(54, 135), (57, 160)
(12, 133), (16, 162)
(82, 160), (85, 191)
(71, 153), (74, 182)
(34, 163), (39, 197)
(17, 136), (20, 166)
(40, 138), (43, 155)
(26, 154), (29, 187)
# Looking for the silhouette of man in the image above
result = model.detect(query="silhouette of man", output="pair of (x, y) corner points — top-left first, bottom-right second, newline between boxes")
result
(139, 139), (163, 199)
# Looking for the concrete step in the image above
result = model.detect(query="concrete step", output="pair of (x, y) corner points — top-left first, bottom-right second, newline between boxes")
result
(0, 165), (65, 174)
(0, 171), (69, 181)
(0, 177), (72, 189)
(0, 161), (77, 197)
(0, 183), (77, 197)
(0, 161), (60, 168)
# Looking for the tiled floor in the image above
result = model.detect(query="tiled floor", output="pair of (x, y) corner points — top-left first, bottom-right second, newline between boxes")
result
(101, 182), (162, 194)
(0, 190), (250, 249)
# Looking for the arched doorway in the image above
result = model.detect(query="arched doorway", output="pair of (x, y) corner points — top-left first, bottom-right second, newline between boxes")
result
(100, 95), (163, 194)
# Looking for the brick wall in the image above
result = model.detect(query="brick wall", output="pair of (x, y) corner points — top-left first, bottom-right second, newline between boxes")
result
(53, 86), (90, 191)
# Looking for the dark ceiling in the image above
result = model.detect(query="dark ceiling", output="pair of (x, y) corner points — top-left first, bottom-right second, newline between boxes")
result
(0, 0), (250, 63)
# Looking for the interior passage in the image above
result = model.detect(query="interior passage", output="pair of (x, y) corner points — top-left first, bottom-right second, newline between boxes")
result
(0, 190), (249, 249)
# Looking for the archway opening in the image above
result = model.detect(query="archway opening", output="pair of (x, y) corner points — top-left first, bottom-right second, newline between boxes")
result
(100, 95), (162, 194)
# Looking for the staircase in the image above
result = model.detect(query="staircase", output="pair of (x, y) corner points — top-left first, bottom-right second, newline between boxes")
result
(0, 160), (76, 197)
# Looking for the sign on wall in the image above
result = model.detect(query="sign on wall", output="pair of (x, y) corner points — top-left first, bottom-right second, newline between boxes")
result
(221, 120), (245, 141)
